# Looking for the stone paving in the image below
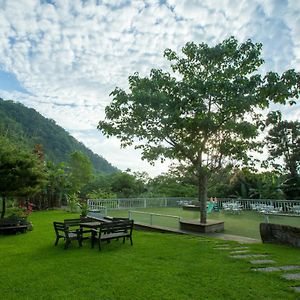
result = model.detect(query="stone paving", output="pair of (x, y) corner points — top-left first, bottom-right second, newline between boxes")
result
(282, 273), (300, 280)
(230, 254), (269, 259)
(250, 260), (276, 265)
(253, 266), (300, 272)
(211, 239), (300, 294)
(230, 250), (251, 254)
(291, 287), (300, 293)
(213, 246), (249, 251)
(213, 247), (231, 250)
(231, 246), (249, 250)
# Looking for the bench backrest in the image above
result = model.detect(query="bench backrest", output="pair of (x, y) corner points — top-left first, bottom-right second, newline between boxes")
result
(64, 219), (81, 227)
(63, 217), (94, 227)
(53, 221), (67, 235)
(53, 221), (79, 239)
(100, 220), (134, 235)
(0, 219), (20, 227)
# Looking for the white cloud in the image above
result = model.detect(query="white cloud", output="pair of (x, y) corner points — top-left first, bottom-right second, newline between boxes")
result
(0, 0), (299, 176)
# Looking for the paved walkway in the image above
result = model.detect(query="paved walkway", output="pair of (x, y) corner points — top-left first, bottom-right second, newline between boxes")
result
(201, 232), (260, 243)
(213, 242), (300, 295)
(134, 222), (261, 244)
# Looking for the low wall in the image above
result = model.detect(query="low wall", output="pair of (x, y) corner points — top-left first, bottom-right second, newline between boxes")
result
(180, 219), (224, 233)
(182, 205), (200, 211)
(260, 223), (300, 248)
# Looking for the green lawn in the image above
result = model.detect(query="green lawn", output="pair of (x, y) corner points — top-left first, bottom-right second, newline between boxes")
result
(107, 208), (300, 239)
(0, 210), (299, 299)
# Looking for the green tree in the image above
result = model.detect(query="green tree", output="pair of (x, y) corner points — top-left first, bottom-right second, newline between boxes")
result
(68, 151), (93, 194)
(45, 161), (69, 207)
(110, 172), (142, 198)
(81, 172), (111, 197)
(265, 111), (300, 198)
(98, 37), (300, 223)
(148, 172), (197, 198)
(207, 166), (233, 198)
(228, 168), (284, 199)
(0, 137), (46, 218)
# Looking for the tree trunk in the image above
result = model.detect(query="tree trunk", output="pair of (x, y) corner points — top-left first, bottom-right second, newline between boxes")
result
(198, 170), (208, 224)
(1, 196), (6, 219)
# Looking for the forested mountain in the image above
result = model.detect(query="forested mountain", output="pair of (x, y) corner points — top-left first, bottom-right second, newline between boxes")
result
(0, 98), (117, 173)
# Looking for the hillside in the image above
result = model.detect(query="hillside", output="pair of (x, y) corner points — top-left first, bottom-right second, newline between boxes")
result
(0, 98), (118, 173)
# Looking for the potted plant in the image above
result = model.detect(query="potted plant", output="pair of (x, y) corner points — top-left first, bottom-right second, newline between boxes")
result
(79, 201), (89, 219)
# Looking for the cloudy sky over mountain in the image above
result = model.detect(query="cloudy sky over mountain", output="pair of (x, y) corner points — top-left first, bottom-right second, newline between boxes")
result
(0, 0), (299, 176)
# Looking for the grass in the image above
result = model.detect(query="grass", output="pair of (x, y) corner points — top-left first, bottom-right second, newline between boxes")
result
(106, 207), (300, 239)
(0, 210), (299, 299)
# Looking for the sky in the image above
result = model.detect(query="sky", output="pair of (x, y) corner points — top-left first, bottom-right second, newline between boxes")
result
(0, 0), (299, 177)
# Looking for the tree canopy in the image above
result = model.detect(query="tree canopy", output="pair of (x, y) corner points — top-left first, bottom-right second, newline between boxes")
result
(0, 136), (46, 218)
(68, 151), (93, 194)
(98, 37), (299, 222)
(266, 111), (300, 177)
(265, 111), (300, 199)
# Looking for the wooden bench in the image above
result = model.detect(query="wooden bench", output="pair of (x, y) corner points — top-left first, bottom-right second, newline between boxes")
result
(91, 220), (134, 251)
(53, 218), (94, 249)
(53, 222), (82, 249)
(0, 219), (28, 234)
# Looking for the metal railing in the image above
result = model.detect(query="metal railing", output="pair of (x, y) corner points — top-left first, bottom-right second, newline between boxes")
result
(217, 198), (300, 214)
(87, 197), (194, 210)
(128, 210), (181, 229)
(87, 197), (300, 215)
(87, 206), (108, 219)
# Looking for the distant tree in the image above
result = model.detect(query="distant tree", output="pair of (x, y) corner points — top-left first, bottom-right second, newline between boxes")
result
(110, 172), (143, 198)
(0, 137), (46, 218)
(68, 151), (93, 194)
(86, 189), (117, 199)
(45, 161), (69, 207)
(265, 111), (300, 198)
(148, 172), (197, 198)
(98, 37), (300, 223)
(207, 166), (233, 198)
(81, 173), (111, 197)
(228, 168), (284, 199)
(33, 144), (45, 161)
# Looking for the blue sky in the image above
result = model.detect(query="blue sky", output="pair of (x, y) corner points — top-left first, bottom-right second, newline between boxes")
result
(0, 70), (29, 93)
(0, 0), (299, 176)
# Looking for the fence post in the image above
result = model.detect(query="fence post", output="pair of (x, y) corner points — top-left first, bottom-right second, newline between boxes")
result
(128, 211), (132, 220)
(264, 214), (269, 223)
(150, 213), (153, 225)
(144, 199), (147, 208)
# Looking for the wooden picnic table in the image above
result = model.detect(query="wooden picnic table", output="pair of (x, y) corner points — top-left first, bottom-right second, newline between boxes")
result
(79, 221), (102, 229)
(79, 218), (112, 229)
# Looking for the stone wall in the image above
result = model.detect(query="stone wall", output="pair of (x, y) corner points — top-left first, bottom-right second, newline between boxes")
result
(260, 223), (300, 248)
(180, 219), (224, 233)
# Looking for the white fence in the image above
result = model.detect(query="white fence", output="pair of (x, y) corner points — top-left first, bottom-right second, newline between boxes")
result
(128, 210), (181, 228)
(87, 197), (194, 211)
(87, 197), (300, 215)
(217, 198), (300, 214)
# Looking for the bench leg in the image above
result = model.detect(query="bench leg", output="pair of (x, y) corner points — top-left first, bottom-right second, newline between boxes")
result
(98, 239), (102, 251)
(130, 236), (133, 246)
(54, 237), (59, 246)
(64, 239), (71, 249)
(91, 231), (96, 248)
